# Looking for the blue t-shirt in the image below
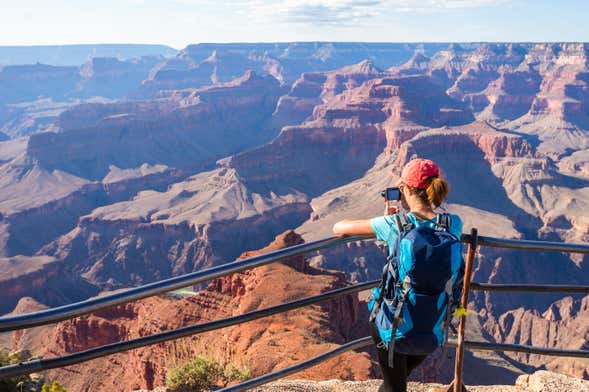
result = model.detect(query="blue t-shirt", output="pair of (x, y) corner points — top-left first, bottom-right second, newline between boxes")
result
(370, 212), (463, 254)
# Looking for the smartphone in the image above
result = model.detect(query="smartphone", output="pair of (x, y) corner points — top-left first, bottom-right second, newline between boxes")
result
(381, 187), (401, 201)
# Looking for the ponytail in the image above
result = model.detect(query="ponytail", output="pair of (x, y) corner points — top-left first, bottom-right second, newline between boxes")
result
(425, 176), (450, 208)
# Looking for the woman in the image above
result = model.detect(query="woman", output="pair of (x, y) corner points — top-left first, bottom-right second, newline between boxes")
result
(333, 158), (463, 392)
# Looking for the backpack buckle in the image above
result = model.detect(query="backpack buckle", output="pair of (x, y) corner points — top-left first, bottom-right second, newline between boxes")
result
(376, 341), (388, 350)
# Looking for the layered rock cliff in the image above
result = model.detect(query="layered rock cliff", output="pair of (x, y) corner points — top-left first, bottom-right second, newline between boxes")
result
(0, 71), (290, 261)
(0, 255), (99, 315)
(390, 43), (589, 159)
(226, 74), (472, 198)
(141, 43), (448, 93)
(27, 71), (284, 180)
(15, 231), (375, 391)
(39, 167), (311, 288)
(486, 295), (589, 379)
(37, 67), (474, 289)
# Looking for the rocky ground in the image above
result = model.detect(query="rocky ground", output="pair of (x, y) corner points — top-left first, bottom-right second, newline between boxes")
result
(249, 371), (589, 392)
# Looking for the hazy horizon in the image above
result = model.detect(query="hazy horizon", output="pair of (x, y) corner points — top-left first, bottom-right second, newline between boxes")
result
(4, 39), (589, 52)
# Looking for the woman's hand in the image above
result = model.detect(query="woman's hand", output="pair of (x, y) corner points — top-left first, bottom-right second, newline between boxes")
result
(384, 201), (399, 216)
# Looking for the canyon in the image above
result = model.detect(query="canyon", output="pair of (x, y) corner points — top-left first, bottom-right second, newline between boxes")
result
(0, 42), (588, 391)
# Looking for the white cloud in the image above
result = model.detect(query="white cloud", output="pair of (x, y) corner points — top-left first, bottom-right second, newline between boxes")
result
(245, 0), (512, 25)
(244, 0), (379, 25)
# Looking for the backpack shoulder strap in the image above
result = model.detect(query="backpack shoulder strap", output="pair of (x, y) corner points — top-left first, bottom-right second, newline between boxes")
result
(435, 213), (451, 232)
(387, 276), (411, 367)
(394, 213), (412, 233)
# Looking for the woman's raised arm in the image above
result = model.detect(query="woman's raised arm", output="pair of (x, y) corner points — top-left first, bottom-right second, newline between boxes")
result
(332, 219), (375, 237)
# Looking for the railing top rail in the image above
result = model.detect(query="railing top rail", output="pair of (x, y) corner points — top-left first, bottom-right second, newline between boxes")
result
(462, 234), (589, 254)
(1, 232), (587, 333)
(470, 283), (589, 293)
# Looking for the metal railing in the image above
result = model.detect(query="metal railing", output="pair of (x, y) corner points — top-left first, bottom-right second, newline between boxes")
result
(0, 279), (379, 379)
(1, 231), (588, 392)
(0, 235), (366, 333)
(447, 229), (589, 392)
(2, 233), (585, 334)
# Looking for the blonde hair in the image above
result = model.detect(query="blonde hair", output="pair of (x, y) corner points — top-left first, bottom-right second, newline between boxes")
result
(415, 176), (450, 208)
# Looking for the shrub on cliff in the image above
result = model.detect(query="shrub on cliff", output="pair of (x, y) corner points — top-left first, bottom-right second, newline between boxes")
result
(41, 381), (67, 392)
(166, 356), (222, 392)
(166, 356), (250, 392)
(223, 364), (251, 384)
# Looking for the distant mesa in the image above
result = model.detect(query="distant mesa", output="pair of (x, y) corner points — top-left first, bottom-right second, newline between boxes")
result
(335, 59), (383, 75)
(0, 44), (177, 66)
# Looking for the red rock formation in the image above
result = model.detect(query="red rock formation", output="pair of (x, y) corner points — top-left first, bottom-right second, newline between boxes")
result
(392, 43), (589, 156)
(0, 256), (59, 313)
(273, 61), (384, 130)
(396, 121), (533, 166)
(17, 231), (375, 391)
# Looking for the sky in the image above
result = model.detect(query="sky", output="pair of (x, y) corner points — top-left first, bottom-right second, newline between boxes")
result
(1, 0), (588, 49)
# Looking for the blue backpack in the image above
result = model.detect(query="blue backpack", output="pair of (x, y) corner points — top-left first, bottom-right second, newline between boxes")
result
(368, 213), (464, 366)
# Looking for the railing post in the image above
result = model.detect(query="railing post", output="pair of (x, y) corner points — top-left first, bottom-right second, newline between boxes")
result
(449, 228), (478, 392)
